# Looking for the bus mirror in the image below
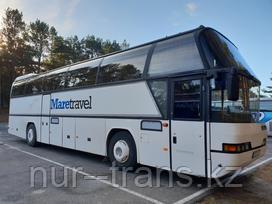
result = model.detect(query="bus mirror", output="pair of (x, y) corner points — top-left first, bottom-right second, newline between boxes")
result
(227, 70), (239, 101)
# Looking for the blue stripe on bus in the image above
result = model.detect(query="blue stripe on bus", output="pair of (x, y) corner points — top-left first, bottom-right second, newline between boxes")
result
(259, 111), (272, 123)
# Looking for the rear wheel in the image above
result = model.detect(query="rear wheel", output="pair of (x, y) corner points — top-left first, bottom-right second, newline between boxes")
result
(108, 131), (137, 168)
(26, 124), (37, 147)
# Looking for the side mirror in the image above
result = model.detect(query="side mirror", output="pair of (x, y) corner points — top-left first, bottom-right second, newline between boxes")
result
(226, 70), (239, 101)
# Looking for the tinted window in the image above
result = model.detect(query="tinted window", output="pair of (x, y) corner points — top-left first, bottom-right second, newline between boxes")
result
(66, 67), (98, 88)
(173, 79), (201, 119)
(149, 80), (168, 118)
(202, 30), (256, 78)
(148, 34), (203, 76)
(25, 77), (42, 95)
(43, 72), (66, 91)
(11, 81), (26, 97)
(98, 46), (150, 84)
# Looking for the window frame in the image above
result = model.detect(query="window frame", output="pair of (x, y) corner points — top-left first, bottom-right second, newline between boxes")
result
(171, 76), (204, 121)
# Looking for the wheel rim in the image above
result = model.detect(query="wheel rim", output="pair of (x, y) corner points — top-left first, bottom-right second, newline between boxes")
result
(28, 129), (34, 142)
(113, 140), (130, 163)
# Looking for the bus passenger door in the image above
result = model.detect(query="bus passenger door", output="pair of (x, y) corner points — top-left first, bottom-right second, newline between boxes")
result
(41, 94), (50, 144)
(170, 78), (206, 177)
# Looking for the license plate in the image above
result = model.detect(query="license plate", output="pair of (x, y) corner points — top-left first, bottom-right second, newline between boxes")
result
(252, 149), (261, 159)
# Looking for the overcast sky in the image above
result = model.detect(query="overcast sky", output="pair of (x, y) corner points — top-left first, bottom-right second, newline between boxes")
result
(0, 0), (271, 89)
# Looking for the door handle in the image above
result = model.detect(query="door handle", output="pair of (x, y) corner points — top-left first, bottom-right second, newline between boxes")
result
(173, 136), (177, 144)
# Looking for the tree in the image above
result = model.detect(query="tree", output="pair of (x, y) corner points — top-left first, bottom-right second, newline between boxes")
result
(263, 74), (272, 97)
(0, 7), (129, 108)
(44, 36), (69, 69)
(120, 40), (129, 50)
(82, 35), (102, 58)
(65, 35), (86, 63)
(26, 19), (50, 70)
(101, 40), (121, 55)
(0, 8), (30, 107)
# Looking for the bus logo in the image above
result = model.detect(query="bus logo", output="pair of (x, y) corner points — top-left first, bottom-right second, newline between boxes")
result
(50, 96), (92, 110)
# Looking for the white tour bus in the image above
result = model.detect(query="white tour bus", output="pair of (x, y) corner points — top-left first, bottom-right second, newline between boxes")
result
(8, 26), (267, 178)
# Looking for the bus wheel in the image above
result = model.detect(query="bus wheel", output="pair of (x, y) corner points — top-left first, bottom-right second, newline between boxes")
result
(108, 131), (137, 169)
(26, 124), (37, 147)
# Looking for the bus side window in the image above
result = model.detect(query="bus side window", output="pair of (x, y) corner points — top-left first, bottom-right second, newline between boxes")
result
(97, 45), (150, 84)
(149, 80), (168, 118)
(173, 79), (201, 120)
(11, 82), (26, 97)
(66, 66), (97, 88)
(43, 72), (66, 91)
(25, 78), (42, 95)
(148, 34), (204, 76)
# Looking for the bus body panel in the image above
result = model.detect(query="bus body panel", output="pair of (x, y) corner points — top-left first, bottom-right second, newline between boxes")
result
(210, 123), (266, 177)
(104, 118), (171, 169)
(138, 120), (170, 169)
(62, 117), (75, 149)
(259, 111), (272, 136)
(211, 145), (266, 178)
(171, 121), (206, 177)
(41, 94), (51, 143)
(50, 81), (161, 118)
(9, 95), (42, 141)
(267, 120), (272, 136)
(9, 95), (42, 115)
(75, 118), (106, 155)
(9, 115), (41, 141)
(50, 117), (63, 146)
(210, 123), (266, 150)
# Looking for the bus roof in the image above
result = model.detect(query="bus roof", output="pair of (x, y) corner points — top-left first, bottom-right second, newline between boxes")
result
(14, 73), (38, 82)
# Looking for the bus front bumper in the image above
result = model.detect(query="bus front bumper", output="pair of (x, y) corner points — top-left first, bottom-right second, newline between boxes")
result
(210, 145), (266, 178)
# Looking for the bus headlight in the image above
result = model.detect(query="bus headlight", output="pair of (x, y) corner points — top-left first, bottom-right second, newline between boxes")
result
(223, 142), (252, 153)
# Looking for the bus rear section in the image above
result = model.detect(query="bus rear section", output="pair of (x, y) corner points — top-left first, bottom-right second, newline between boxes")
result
(8, 26), (267, 178)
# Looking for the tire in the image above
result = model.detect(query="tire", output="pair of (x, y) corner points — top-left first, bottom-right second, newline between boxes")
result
(26, 124), (37, 147)
(108, 131), (137, 169)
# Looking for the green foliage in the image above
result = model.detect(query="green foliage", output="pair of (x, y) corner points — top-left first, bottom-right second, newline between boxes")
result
(0, 8), (30, 107)
(0, 7), (129, 108)
(25, 19), (50, 69)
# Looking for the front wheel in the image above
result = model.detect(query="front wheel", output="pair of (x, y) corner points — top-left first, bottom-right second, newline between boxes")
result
(108, 131), (137, 169)
(26, 124), (37, 147)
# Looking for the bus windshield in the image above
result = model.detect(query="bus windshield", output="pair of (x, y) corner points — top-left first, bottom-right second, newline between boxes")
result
(201, 29), (260, 123)
(201, 29), (257, 78)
